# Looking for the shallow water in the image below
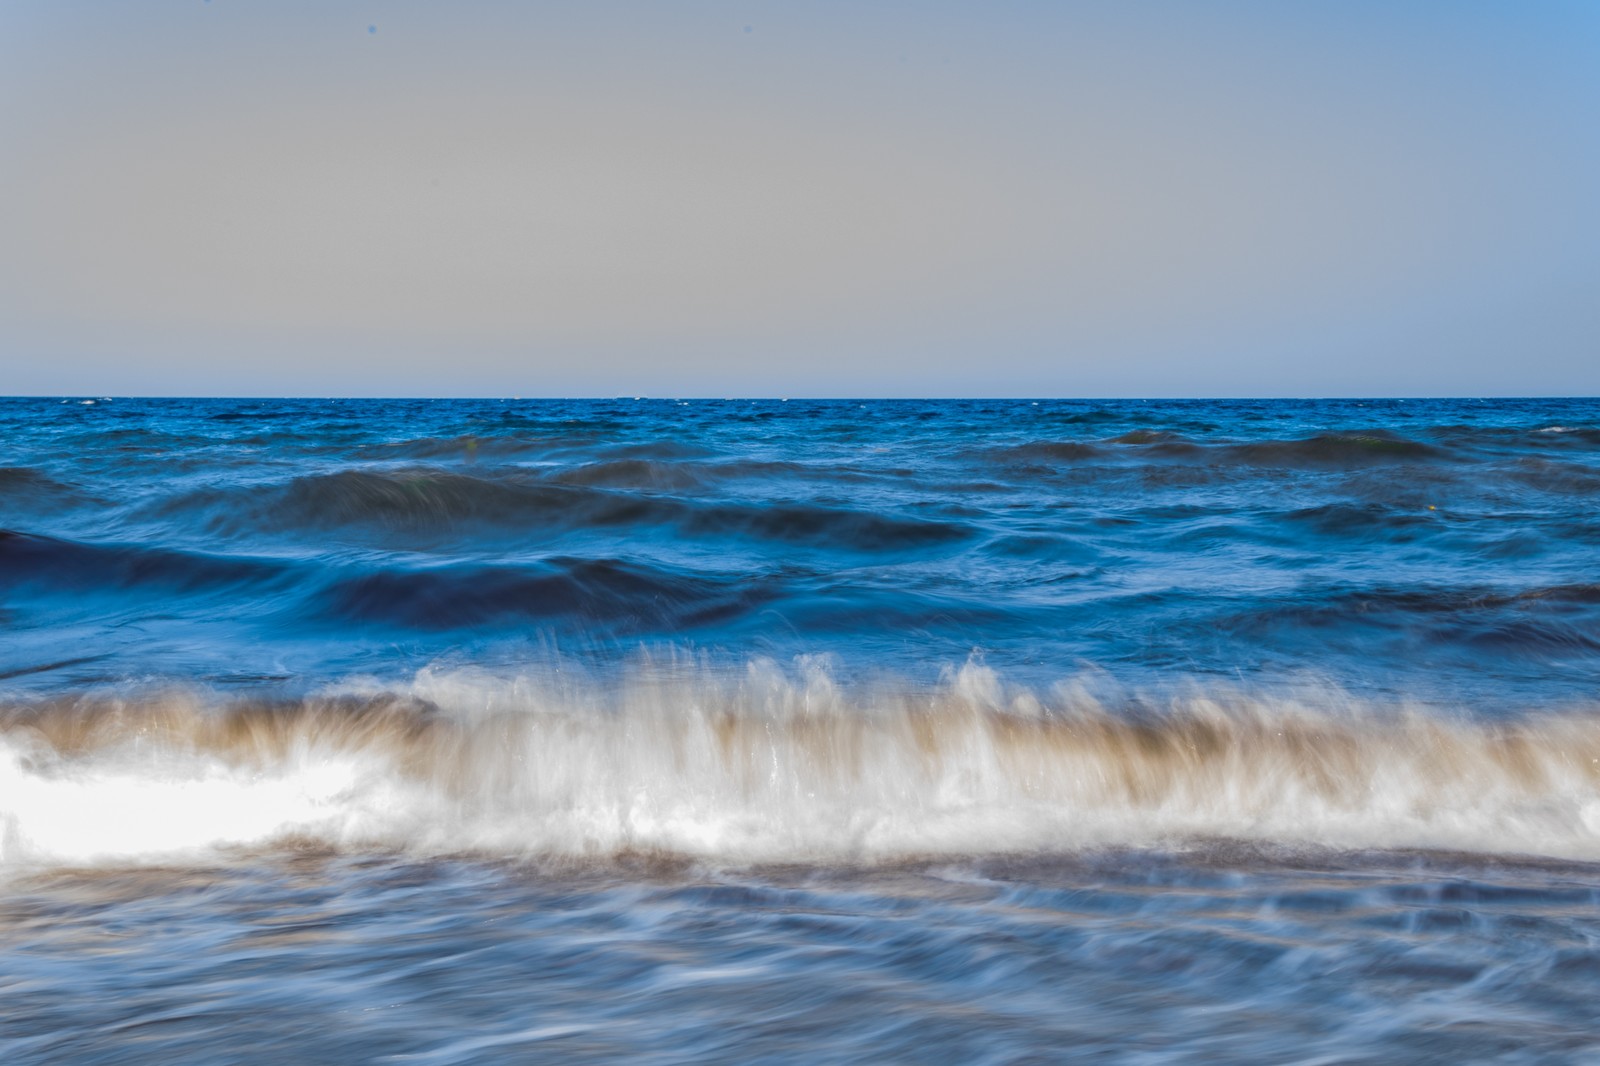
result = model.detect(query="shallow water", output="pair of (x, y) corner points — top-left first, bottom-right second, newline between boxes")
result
(3, 397), (1600, 1060)
(5, 851), (1599, 1063)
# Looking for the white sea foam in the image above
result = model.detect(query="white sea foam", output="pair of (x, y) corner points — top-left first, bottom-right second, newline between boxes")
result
(4, 662), (1600, 868)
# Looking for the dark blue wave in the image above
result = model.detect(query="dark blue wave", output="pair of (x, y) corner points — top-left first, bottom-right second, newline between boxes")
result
(0, 529), (288, 594)
(318, 557), (774, 633)
(145, 468), (975, 552)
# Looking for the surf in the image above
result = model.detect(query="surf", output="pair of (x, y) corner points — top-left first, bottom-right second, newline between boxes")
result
(5, 662), (1599, 868)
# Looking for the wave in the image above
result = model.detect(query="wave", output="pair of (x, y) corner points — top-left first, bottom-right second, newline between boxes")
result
(0, 530), (285, 594)
(555, 458), (889, 490)
(1280, 502), (1437, 537)
(1033, 407), (1123, 426)
(153, 469), (972, 552)
(551, 459), (707, 490)
(1208, 581), (1600, 657)
(0, 467), (92, 514)
(680, 502), (972, 550)
(354, 434), (584, 461)
(1107, 430), (1196, 450)
(1504, 457), (1600, 495)
(264, 468), (575, 530)
(1237, 580), (1600, 627)
(0, 531), (989, 637)
(1459, 423), (1600, 449)
(982, 431), (1447, 475)
(5, 664), (1600, 868)
(0, 467), (74, 493)
(987, 442), (1105, 463)
(0, 530), (771, 633)
(1224, 432), (1443, 466)
(149, 469), (667, 540)
(207, 408), (298, 422)
(350, 435), (722, 463)
(319, 557), (770, 631)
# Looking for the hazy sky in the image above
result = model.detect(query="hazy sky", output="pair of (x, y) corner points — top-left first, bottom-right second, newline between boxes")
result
(2, 2), (1596, 396)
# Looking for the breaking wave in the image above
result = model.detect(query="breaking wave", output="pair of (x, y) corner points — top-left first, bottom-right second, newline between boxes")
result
(5, 663), (1600, 869)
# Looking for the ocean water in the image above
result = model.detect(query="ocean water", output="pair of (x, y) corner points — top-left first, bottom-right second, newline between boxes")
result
(3, 396), (1599, 1062)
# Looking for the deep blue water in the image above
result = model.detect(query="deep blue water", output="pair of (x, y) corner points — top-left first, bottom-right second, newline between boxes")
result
(4, 397), (1600, 1062)
(5, 396), (1599, 699)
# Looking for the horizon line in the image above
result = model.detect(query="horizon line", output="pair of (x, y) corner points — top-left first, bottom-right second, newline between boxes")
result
(5, 394), (1598, 403)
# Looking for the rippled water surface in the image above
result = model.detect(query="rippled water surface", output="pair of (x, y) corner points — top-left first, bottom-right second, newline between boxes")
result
(6, 851), (1600, 1064)
(3, 397), (1600, 1061)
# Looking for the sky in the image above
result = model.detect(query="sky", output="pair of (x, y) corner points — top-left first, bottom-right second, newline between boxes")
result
(2, 1), (1597, 397)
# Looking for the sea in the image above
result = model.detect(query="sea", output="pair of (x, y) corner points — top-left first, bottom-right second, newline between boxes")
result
(3, 396), (1599, 1063)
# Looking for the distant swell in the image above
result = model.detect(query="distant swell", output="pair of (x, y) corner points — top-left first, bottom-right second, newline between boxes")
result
(988, 441), (1105, 463)
(1224, 432), (1442, 466)
(551, 459), (708, 490)
(981, 431), (1447, 472)
(5, 666), (1600, 867)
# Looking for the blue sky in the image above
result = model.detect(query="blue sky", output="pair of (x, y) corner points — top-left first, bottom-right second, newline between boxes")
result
(2, 1), (1596, 396)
